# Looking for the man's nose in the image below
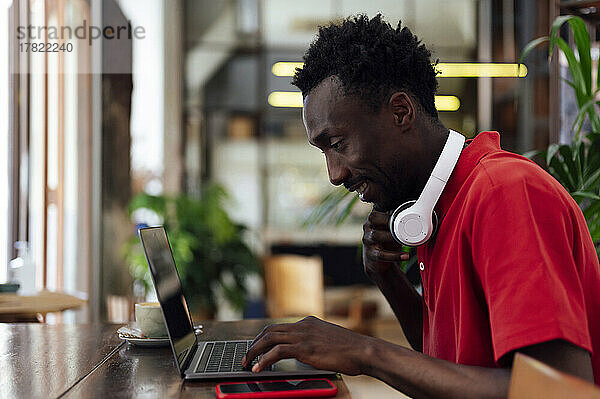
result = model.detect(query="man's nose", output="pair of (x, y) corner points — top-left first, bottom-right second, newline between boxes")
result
(326, 155), (350, 186)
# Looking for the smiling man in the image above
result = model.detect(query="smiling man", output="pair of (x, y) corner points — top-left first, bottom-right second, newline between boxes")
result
(242, 15), (600, 398)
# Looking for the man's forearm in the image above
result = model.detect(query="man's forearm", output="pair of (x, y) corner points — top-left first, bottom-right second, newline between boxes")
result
(368, 263), (423, 351)
(361, 337), (510, 399)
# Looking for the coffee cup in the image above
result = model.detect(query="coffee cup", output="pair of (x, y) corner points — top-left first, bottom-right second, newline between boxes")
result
(135, 302), (167, 338)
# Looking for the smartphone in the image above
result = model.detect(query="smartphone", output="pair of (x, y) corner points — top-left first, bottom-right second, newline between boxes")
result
(215, 378), (338, 398)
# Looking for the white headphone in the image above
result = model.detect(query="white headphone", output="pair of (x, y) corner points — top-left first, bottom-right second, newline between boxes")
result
(389, 129), (465, 247)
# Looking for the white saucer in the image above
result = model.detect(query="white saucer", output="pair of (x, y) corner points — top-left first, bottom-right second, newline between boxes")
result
(119, 335), (170, 347)
(117, 324), (203, 348)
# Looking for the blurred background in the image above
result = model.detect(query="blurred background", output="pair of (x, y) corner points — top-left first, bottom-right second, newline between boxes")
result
(1, 0), (595, 332)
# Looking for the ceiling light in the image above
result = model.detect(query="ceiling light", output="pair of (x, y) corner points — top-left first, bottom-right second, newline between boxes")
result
(272, 62), (304, 77)
(436, 63), (527, 77)
(272, 62), (527, 78)
(268, 91), (304, 107)
(434, 95), (461, 111)
(268, 91), (460, 111)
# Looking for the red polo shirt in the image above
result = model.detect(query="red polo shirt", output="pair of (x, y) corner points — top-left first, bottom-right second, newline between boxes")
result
(417, 131), (600, 383)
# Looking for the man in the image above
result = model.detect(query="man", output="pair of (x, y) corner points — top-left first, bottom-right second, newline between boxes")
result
(242, 15), (600, 397)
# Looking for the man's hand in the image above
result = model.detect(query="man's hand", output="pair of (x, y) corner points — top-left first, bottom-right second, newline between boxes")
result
(362, 210), (410, 275)
(362, 209), (423, 351)
(241, 316), (371, 375)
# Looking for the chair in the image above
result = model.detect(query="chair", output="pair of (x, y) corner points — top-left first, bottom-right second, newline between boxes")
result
(262, 255), (378, 335)
(324, 285), (378, 335)
(508, 353), (600, 399)
(263, 255), (325, 318)
(106, 294), (133, 323)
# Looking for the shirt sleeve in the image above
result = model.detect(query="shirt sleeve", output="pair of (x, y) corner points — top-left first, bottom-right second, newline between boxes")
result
(471, 169), (593, 364)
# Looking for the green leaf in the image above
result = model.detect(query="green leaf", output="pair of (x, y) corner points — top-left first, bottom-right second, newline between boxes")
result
(567, 16), (592, 95)
(588, 136), (600, 171)
(549, 154), (576, 192)
(590, 113), (600, 135)
(128, 194), (167, 219)
(558, 144), (580, 187)
(572, 191), (600, 201)
(522, 149), (542, 160)
(336, 194), (360, 225)
(549, 16), (591, 95)
(573, 142), (584, 188)
(549, 15), (574, 55)
(303, 187), (357, 228)
(584, 167), (600, 191)
(546, 143), (560, 166)
(583, 198), (600, 220)
(578, 140), (587, 181)
(570, 98), (598, 140)
(519, 36), (549, 63)
(585, 160), (600, 188)
(553, 37), (586, 105)
(563, 78), (579, 93)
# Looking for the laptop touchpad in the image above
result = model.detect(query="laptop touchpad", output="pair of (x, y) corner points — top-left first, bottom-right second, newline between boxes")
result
(271, 359), (316, 372)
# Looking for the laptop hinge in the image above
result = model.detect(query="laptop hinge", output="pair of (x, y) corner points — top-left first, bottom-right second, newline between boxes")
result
(181, 342), (199, 377)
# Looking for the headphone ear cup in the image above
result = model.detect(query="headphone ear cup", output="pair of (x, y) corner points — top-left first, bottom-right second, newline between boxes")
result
(393, 201), (415, 214)
(389, 201), (439, 246)
(388, 129), (464, 247)
(389, 200), (416, 245)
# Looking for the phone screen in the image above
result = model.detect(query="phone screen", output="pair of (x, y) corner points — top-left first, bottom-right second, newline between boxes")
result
(219, 379), (333, 394)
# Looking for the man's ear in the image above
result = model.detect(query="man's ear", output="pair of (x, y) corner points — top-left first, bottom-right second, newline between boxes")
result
(389, 92), (415, 131)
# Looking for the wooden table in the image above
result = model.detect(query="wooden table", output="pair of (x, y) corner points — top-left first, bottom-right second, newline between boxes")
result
(0, 291), (87, 322)
(0, 320), (352, 398)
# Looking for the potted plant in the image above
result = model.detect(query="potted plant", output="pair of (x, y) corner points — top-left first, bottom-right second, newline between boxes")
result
(122, 183), (261, 318)
(521, 15), (600, 258)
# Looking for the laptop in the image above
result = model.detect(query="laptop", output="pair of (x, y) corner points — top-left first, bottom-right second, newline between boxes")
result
(139, 226), (335, 380)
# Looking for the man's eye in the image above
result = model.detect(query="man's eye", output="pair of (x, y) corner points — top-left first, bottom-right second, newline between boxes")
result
(329, 137), (343, 149)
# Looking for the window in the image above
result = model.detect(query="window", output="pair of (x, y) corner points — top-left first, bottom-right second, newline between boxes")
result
(5, 0), (94, 305)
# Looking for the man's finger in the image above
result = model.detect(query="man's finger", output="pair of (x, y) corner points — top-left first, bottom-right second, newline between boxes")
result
(367, 210), (391, 228)
(243, 323), (296, 366)
(252, 344), (298, 373)
(242, 330), (297, 367)
(362, 229), (403, 249)
(364, 246), (409, 262)
(249, 323), (290, 347)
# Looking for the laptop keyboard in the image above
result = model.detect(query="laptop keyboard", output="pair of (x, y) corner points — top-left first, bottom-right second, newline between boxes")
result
(195, 340), (271, 373)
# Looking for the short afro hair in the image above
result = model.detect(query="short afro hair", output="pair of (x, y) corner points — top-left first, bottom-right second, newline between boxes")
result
(292, 14), (439, 117)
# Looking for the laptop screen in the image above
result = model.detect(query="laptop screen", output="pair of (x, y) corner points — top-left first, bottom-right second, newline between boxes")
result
(139, 226), (197, 373)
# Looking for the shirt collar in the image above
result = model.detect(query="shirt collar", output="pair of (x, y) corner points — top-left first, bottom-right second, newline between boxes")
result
(435, 131), (502, 220)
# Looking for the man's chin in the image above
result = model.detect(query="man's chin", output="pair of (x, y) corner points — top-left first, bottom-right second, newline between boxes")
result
(373, 195), (409, 213)
(373, 202), (394, 213)
(370, 188), (403, 212)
